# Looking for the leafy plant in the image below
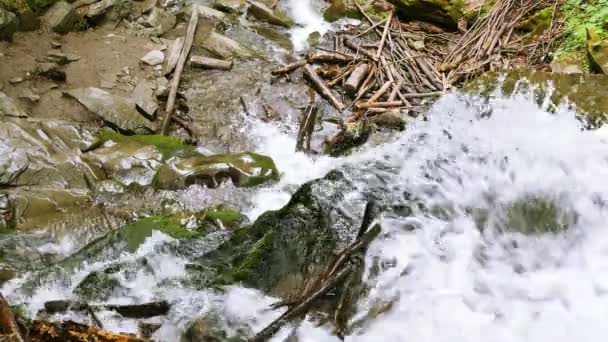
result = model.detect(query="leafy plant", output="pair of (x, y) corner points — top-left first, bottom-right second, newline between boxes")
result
(558, 0), (608, 54)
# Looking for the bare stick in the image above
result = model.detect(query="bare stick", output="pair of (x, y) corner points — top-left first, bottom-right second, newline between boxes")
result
(190, 56), (233, 70)
(343, 38), (379, 62)
(344, 63), (370, 96)
(356, 101), (403, 109)
(271, 60), (307, 75)
(376, 12), (393, 59)
(303, 65), (345, 112)
(307, 52), (355, 64)
(160, 8), (198, 135)
(368, 81), (393, 103)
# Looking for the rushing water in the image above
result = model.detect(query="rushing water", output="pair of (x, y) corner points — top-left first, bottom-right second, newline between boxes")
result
(4, 3), (608, 342)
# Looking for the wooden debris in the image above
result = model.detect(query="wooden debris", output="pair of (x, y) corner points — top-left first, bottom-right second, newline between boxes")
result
(160, 7), (198, 135)
(306, 52), (355, 64)
(295, 105), (318, 153)
(29, 320), (145, 342)
(271, 60), (307, 76)
(190, 56), (233, 70)
(303, 65), (345, 112)
(343, 63), (370, 96)
(0, 294), (24, 342)
(43, 300), (170, 319)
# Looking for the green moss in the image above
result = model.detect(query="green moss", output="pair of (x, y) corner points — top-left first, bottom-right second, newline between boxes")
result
(124, 216), (201, 251)
(1, 0), (55, 15)
(518, 6), (553, 41)
(555, 0), (608, 61)
(205, 209), (243, 224)
(251, 24), (293, 50)
(307, 31), (321, 47)
(95, 131), (197, 161)
(230, 229), (275, 282)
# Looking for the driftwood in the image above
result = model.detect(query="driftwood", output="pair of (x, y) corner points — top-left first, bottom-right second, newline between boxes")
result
(271, 60), (307, 75)
(190, 56), (233, 70)
(0, 294), (24, 342)
(356, 101), (403, 109)
(160, 7), (198, 135)
(306, 52), (355, 64)
(295, 105), (318, 153)
(368, 81), (393, 103)
(43, 300), (170, 319)
(303, 65), (345, 112)
(343, 63), (369, 96)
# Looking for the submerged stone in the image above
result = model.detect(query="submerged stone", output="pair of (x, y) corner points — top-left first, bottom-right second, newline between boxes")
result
(74, 270), (120, 301)
(152, 152), (279, 190)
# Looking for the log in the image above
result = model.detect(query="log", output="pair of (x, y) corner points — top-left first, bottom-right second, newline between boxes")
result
(160, 7), (198, 135)
(0, 294), (24, 342)
(376, 12), (393, 59)
(190, 56), (233, 70)
(43, 300), (170, 319)
(306, 52), (355, 64)
(343, 64), (369, 96)
(368, 81), (392, 103)
(303, 65), (345, 112)
(270, 60), (307, 75)
(29, 320), (145, 342)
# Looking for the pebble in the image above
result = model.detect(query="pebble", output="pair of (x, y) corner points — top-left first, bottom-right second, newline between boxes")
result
(9, 77), (23, 84)
(140, 50), (164, 66)
(51, 40), (62, 48)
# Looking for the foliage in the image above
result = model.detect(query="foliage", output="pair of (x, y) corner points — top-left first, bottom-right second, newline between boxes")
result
(558, 0), (608, 55)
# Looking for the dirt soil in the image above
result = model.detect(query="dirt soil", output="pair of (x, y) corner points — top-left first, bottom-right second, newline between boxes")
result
(0, 26), (167, 123)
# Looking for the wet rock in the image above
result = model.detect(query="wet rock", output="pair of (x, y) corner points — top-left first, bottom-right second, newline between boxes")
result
(141, 49), (164, 66)
(65, 87), (157, 134)
(247, 1), (295, 28)
(0, 91), (29, 118)
(0, 118), (96, 189)
(153, 152), (279, 190)
(162, 37), (184, 75)
(35, 62), (66, 81)
(0, 268), (16, 284)
(586, 28), (608, 74)
(43, 1), (86, 33)
(371, 109), (406, 130)
(0, 8), (18, 41)
(74, 270), (120, 301)
(251, 25), (293, 50)
(183, 315), (244, 342)
(155, 77), (169, 97)
(325, 119), (372, 156)
(199, 30), (256, 59)
(143, 7), (176, 36)
(212, 0), (247, 14)
(85, 135), (164, 186)
(387, 0), (465, 29)
(0, 193), (16, 231)
(133, 79), (158, 118)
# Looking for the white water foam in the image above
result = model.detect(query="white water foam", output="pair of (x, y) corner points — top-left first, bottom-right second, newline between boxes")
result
(284, 0), (332, 51)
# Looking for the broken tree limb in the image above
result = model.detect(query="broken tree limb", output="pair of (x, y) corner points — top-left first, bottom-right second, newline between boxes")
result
(376, 11), (393, 59)
(29, 320), (144, 342)
(356, 101), (403, 109)
(190, 56), (233, 70)
(306, 52), (355, 64)
(43, 300), (170, 319)
(271, 60), (307, 75)
(368, 81), (393, 103)
(343, 38), (379, 62)
(0, 294), (24, 342)
(303, 65), (345, 112)
(295, 105), (318, 153)
(343, 63), (370, 96)
(160, 7), (198, 135)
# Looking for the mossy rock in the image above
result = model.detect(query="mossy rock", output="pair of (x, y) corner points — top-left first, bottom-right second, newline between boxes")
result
(517, 6), (553, 40)
(586, 28), (608, 74)
(74, 270), (120, 301)
(93, 131), (197, 161)
(323, 0), (363, 22)
(251, 24), (293, 50)
(325, 119), (372, 156)
(201, 170), (356, 295)
(122, 216), (201, 251)
(387, 0), (465, 30)
(152, 152), (279, 190)
(464, 70), (608, 127)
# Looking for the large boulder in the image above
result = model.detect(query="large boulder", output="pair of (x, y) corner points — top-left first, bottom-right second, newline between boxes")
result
(143, 7), (176, 36)
(247, 1), (295, 28)
(43, 1), (86, 33)
(0, 8), (18, 41)
(586, 28), (608, 74)
(387, 0), (465, 29)
(198, 30), (256, 59)
(65, 87), (157, 134)
(212, 0), (247, 14)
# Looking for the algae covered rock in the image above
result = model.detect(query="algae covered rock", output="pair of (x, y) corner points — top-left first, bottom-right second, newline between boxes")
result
(388, 0), (465, 29)
(153, 152), (279, 190)
(247, 1), (294, 28)
(325, 119), (372, 156)
(586, 28), (608, 74)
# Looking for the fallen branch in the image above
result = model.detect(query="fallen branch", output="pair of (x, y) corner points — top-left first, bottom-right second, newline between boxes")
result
(160, 7), (198, 135)
(303, 65), (345, 112)
(0, 293), (24, 342)
(190, 56), (233, 70)
(271, 60), (307, 76)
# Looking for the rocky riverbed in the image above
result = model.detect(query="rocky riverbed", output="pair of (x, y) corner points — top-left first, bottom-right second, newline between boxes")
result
(2, 0), (608, 341)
